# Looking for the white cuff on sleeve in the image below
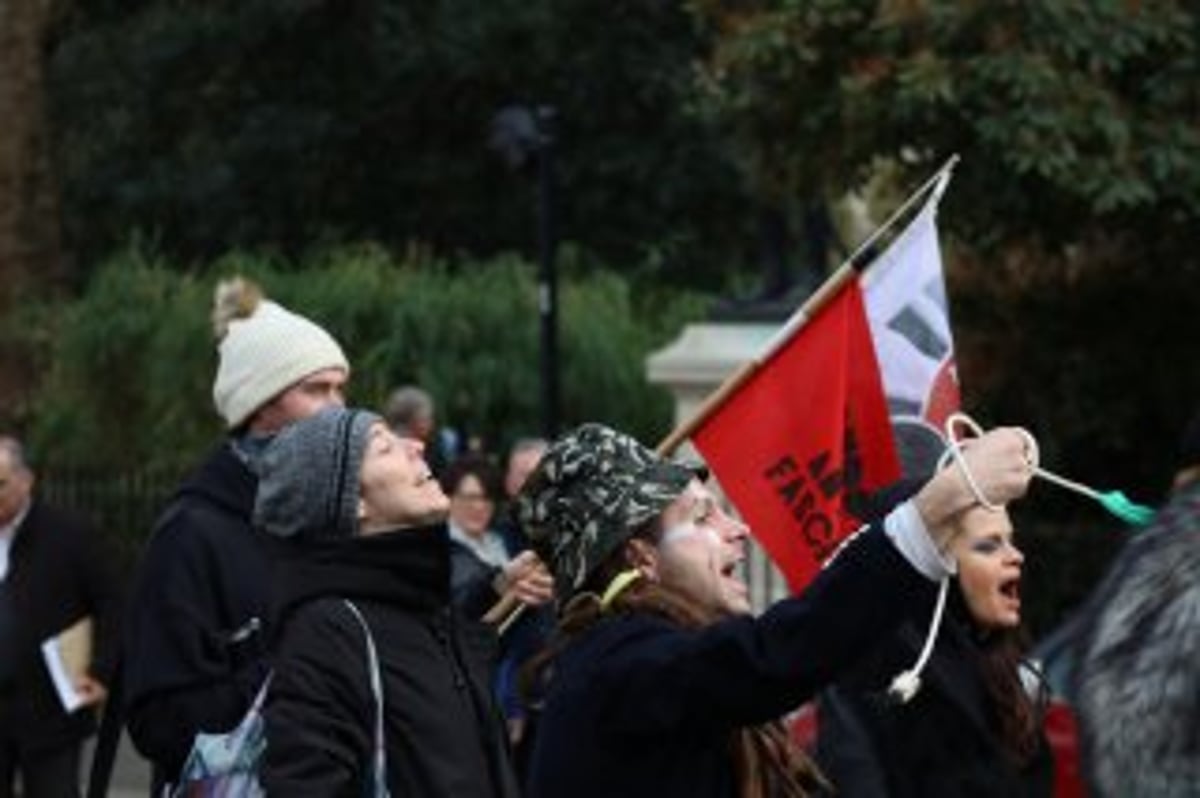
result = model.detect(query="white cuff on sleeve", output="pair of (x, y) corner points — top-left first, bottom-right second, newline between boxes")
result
(884, 500), (958, 581)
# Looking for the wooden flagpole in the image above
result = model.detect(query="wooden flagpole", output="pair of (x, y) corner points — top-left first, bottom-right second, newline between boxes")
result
(655, 154), (959, 457)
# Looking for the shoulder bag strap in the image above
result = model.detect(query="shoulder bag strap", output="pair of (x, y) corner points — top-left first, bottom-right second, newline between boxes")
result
(342, 599), (389, 797)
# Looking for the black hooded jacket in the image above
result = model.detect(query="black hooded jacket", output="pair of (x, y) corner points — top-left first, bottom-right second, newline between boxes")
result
(122, 442), (284, 789)
(263, 525), (519, 798)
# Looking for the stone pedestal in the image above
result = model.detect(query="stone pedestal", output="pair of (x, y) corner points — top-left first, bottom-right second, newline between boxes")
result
(645, 321), (789, 608)
(645, 322), (777, 429)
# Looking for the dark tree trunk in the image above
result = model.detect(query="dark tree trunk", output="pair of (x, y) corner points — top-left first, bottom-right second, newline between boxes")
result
(0, 0), (64, 427)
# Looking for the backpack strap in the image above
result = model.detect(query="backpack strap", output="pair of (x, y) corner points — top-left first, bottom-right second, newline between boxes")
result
(342, 600), (389, 797)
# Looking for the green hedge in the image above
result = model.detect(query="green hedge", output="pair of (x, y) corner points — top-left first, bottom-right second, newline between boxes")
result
(25, 243), (709, 473)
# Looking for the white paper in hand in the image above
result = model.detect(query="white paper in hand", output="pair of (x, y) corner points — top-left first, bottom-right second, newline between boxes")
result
(40, 636), (86, 712)
(40, 616), (92, 713)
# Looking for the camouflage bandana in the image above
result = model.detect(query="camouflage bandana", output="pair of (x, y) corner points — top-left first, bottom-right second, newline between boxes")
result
(515, 423), (702, 600)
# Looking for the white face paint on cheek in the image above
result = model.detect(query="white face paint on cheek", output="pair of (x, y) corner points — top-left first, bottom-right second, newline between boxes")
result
(660, 523), (721, 547)
(661, 522), (726, 590)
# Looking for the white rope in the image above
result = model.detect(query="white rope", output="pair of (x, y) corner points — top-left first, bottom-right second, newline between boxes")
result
(888, 575), (950, 703)
(937, 412), (1039, 512)
(940, 412), (1115, 510)
(1034, 461), (1103, 501)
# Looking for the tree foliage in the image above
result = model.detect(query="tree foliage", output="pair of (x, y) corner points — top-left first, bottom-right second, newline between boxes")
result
(23, 245), (706, 473)
(47, 0), (755, 287)
(0, 0), (67, 419)
(692, 0), (1199, 249)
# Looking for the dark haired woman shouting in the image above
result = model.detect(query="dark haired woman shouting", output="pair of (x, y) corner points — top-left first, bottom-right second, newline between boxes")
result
(817, 500), (1052, 797)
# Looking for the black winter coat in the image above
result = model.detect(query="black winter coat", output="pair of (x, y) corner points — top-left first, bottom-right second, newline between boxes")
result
(816, 589), (1054, 798)
(0, 500), (122, 752)
(123, 442), (284, 789)
(526, 526), (932, 798)
(263, 526), (519, 798)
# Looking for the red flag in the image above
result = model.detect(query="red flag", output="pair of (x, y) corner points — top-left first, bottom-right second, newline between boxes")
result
(692, 280), (900, 593)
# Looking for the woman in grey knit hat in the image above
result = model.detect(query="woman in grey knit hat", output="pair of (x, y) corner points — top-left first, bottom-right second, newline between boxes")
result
(253, 407), (524, 797)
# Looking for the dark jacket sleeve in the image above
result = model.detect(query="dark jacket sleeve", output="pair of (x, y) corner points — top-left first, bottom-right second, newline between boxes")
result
(263, 600), (373, 798)
(816, 685), (893, 796)
(592, 527), (934, 735)
(122, 504), (269, 778)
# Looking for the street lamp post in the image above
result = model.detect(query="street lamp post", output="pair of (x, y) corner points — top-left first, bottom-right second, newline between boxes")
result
(490, 105), (560, 439)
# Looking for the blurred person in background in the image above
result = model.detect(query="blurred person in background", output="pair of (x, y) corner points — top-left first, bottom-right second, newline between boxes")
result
(494, 437), (553, 767)
(0, 436), (122, 798)
(444, 455), (512, 602)
(504, 439), (548, 509)
(1072, 410), (1200, 797)
(383, 385), (458, 478)
(441, 454), (553, 753)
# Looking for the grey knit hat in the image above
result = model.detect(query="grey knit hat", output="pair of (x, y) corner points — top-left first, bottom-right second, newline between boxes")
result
(515, 423), (701, 599)
(254, 407), (380, 541)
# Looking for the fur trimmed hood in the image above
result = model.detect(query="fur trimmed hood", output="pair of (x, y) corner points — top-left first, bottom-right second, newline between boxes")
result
(1073, 482), (1200, 797)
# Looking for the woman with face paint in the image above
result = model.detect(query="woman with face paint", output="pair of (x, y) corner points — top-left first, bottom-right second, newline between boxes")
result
(816, 491), (1053, 798)
(515, 423), (1036, 798)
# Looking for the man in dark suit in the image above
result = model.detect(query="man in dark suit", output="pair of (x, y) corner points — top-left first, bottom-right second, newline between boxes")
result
(0, 436), (122, 798)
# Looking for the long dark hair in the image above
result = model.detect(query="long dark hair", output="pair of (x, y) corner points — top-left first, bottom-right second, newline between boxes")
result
(943, 578), (1044, 767)
(525, 519), (829, 798)
(973, 620), (1045, 766)
(440, 453), (501, 501)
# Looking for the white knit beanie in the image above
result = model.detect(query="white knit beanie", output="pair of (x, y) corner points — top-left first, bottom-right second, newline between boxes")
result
(211, 277), (349, 430)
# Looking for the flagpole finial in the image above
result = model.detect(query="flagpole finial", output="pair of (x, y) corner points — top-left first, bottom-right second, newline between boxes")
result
(844, 156), (959, 277)
(931, 154), (960, 204)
